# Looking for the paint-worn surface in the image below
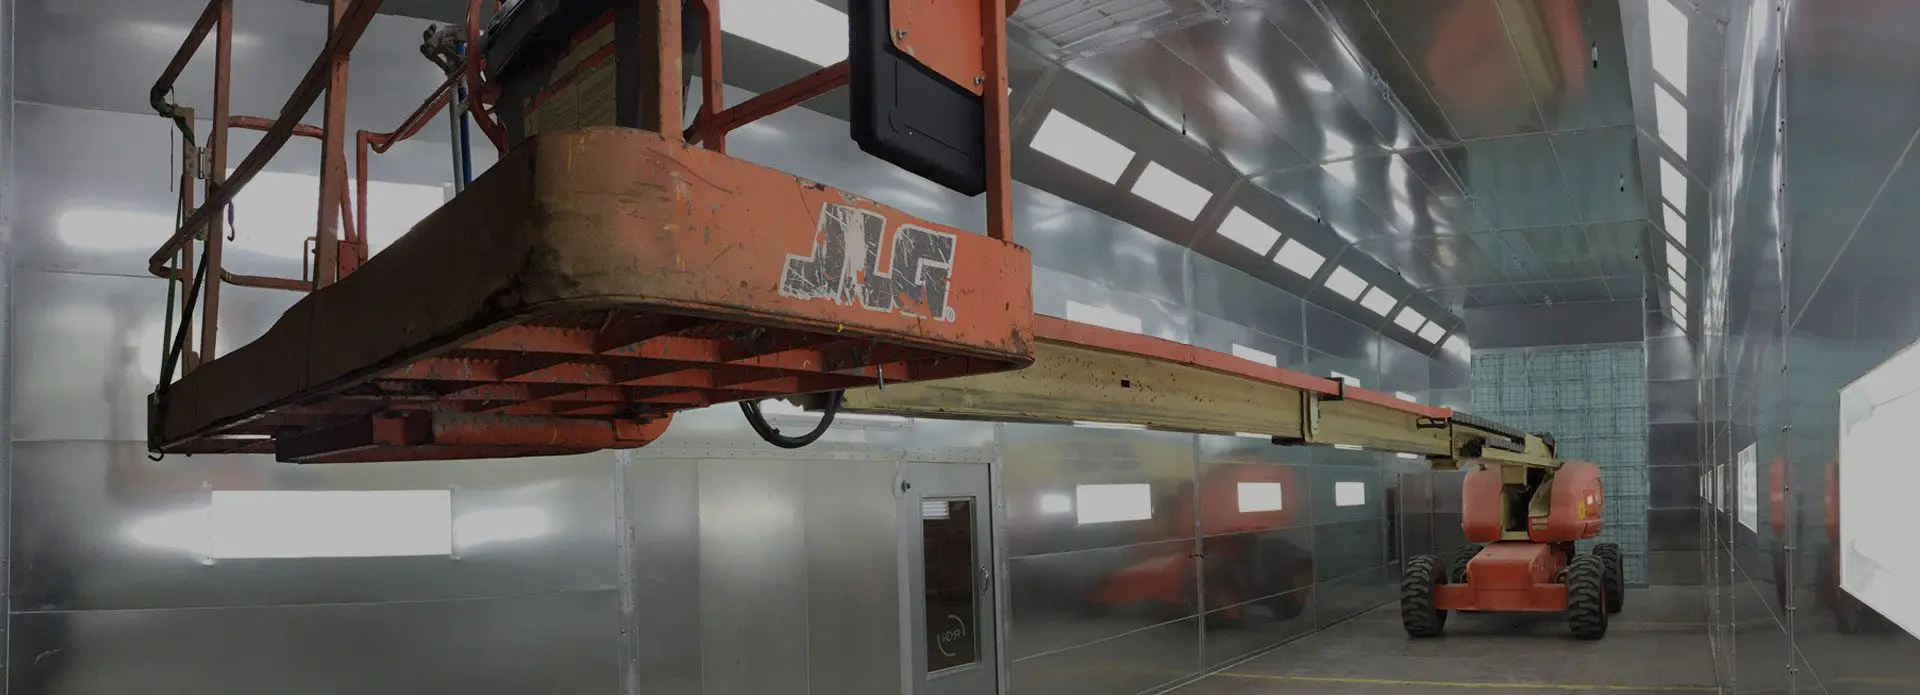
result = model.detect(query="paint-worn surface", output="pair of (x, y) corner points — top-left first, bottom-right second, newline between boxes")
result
(148, 127), (1034, 461)
(1171, 587), (1715, 695)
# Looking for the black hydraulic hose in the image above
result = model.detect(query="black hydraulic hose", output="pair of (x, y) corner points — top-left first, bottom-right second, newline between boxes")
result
(740, 391), (844, 449)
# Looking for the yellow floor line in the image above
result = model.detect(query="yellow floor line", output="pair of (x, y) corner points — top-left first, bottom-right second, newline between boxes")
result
(1214, 672), (1717, 692)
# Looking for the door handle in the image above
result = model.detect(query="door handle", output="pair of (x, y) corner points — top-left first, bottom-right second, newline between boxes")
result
(978, 566), (992, 595)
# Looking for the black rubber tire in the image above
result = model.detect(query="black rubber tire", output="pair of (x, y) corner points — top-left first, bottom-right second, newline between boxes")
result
(1448, 543), (1484, 584)
(1401, 555), (1447, 638)
(1567, 554), (1610, 640)
(1593, 543), (1625, 614)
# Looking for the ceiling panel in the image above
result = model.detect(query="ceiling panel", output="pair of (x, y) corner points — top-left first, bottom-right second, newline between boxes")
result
(1360, 0), (1546, 139)
(1069, 37), (1311, 173)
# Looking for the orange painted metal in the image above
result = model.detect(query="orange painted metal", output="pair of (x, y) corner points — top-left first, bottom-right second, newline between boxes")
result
(1034, 315), (1455, 420)
(887, 0), (1022, 96)
(1460, 464), (1506, 543)
(1529, 460), (1603, 542)
(693, 62), (850, 145)
(464, 0), (508, 153)
(148, 129), (1034, 462)
(1433, 542), (1572, 612)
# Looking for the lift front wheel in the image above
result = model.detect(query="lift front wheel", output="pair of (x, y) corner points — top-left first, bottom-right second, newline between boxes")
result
(1567, 554), (1609, 640)
(1401, 555), (1447, 638)
(1593, 543), (1624, 614)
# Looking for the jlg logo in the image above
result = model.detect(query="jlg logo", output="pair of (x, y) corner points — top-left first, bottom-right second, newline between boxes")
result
(779, 203), (958, 322)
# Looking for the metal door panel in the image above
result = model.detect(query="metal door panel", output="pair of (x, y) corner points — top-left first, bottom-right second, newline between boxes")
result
(905, 461), (998, 695)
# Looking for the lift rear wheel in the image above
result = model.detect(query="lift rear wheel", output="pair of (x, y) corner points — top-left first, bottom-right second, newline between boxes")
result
(1593, 543), (1624, 614)
(1401, 555), (1447, 638)
(1448, 543), (1484, 584)
(1567, 554), (1609, 640)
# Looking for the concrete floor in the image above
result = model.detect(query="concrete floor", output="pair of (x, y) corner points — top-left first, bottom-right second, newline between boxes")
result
(1171, 587), (1716, 695)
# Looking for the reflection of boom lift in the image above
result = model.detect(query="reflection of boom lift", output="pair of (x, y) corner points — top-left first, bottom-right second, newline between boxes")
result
(142, 0), (1614, 638)
(824, 318), (1623, 639)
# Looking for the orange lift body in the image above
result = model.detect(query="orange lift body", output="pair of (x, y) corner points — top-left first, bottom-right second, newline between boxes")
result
(1435, 461), (1603, 613)
(142, 0), (1030, 463)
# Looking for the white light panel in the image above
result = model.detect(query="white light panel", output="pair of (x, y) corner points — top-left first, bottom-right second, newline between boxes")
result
(209, 490), (452, 559)
(1358, 287), (1396, 316)
(1237, 482), (1285, 513)
(1329, 371), (1361, 388)
(1418, 322), (1447, 343)
(57, 209), (174, 251)
(1392, 306), (1427, 333)
(1737, 444), (1758, 531)
(1075, 484), (1153, 524)
(1132, 162), (1212, 220)
(1274, 239), (1327, 278)
(1840, 334), (1920, 639)
(1325, 267), (1367, 300)
(1231, 343), (1279, 367)
(719, 0), (849, 65)
(1660, 160), (1689, 213)
(1064, 300), (1143, 334)
(1032, 111), (1135, 184)
(1649, 0), (1689, 96)
(1664, 202), (1687, 247)
(1655, 88), (1689, 157)
(1669, 249), (1688, 277)
(1217, 208), (1282, 254)
(1335, 481), (1366, 507)
(1073, 420), (1148, 430)
(1394, 391), (1418, 403)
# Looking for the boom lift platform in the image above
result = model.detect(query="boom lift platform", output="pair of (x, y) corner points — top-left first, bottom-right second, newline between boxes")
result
(143, 0), (1616, 637)
(143, 0), (1030, 462)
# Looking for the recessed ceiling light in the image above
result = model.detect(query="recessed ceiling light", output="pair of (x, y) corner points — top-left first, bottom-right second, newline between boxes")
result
(1064, 300), (1143, 334)
(1231, 343), (1279, 367)
(1274, 239), (1326, 278)
(1660, 159), (1688, 212)
(1031, 111), (1135, 183)
(1418, 322), (1447, 342)
(1326, 267), (1367, 300)
(1663, 200), (1687, 247)
(1217, 208), (1282, 255)
(1132, 162), (1212, 220)
(720, 0), (849, 66)
(1392, 306), (1427, 333)
(1650, 0), (1689, 96)
(1655, 88), (1688, 157)
(1358, 286), (1397, 315)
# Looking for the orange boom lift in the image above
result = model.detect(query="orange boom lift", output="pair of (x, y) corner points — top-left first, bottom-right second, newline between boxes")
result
(144, 0), (1029, 462)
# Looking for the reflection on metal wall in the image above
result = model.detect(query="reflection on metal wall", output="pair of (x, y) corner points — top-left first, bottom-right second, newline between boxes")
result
(1471, 346), (1651, 583)
(1700, 1), (1920, 693)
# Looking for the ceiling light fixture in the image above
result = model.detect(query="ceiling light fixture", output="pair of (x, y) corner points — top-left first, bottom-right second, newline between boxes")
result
(1326, 267), (1367, 300)
(1392, 306), (1427, 333)
(1031, 111), (1135, 184)
(1217, 208), (1282, 255)
(1131, 162), (1212, 220)
(1274, 239), (1327, 278)
(1649, 0), (1690, 96)
(1663, 200), (1687, 248)
(1358, 287), (1396, 315)
(1660, 159), (1688, 212)
(1418, 322), (1447, 343)
(1655, 88), (1688, 156)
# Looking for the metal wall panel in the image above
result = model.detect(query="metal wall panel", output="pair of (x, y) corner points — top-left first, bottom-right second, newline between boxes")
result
(621, 455), (702, 695)
(11, 441), (617, 612)
(1188, 253), (1306, 345)
(9, 590), (621, 695)
(697, 457), (810, 695)
(1008, 617), (1199, 695)
(1001, 425), (1196, 558)
(805, 457), (906, 695)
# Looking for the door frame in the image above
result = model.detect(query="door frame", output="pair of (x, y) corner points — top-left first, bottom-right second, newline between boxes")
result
(895, 453), (1008, 695)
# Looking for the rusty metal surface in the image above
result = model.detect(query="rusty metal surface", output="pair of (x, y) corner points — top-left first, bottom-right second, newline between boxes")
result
(149, 128), (1034, 462)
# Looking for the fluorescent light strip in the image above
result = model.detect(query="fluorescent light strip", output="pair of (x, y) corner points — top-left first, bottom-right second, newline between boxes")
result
(1237, 482), (1284, 513)
(1660, 159), (1688, 212)
(1074, 420), (1147, 430)
(1335, 481), (1366, 507)
(1132, 162), (1212, 219)
(1325, 267), (1367, 300)
(1655, 88), (1689, 157)
(719, 0), (849, 66)
(1064, 300), (1143, 334)
(1274, 239), (1327, 278)
(1358, 287), (1396, 315)
(1392, 306), (1427, 333)
(1074, 484), (1152, 524)
(1031, 111), (1135, 183)
(1649, 0), (1689, 96)
(1663, 201), (1687, 247)
(1217, 208), (1282, 255)
(1418, 322), (1447, 343)
(1231, 343), (1279, 367)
